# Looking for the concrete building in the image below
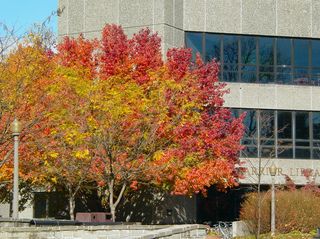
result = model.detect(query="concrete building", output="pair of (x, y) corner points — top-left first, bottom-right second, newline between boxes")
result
(58, 0), (320, 223)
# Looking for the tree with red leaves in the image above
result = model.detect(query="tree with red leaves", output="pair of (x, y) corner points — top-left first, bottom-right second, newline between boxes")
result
(55, 24), (245, 221)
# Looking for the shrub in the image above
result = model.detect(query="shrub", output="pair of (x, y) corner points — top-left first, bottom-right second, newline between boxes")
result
(240, 189), (320, 234)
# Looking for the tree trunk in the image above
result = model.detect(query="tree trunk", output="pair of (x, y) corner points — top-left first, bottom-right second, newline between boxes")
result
(69, 195), (75, 221)
(110, 205), (116, 222)
(107, 180), (126, 222)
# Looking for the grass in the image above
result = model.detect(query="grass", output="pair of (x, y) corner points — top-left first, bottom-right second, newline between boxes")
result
(234, 230), (316, 239)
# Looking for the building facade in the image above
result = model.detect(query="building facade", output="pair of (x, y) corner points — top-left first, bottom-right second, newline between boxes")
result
(58, 0), (320, 222)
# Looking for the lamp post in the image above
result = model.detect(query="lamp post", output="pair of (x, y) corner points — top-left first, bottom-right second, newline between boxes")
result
(11, 118), (21, 220)
(269, 163), (277, 237)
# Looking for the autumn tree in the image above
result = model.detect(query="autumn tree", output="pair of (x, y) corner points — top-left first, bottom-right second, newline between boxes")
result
(0, 31), (55, 208)
(55, 24), (245, 221)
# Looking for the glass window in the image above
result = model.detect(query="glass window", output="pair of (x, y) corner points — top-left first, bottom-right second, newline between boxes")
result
(259, 37), (274, 65)
(185, 32), (203, 60)
(296, 112), (309, 140)
(312, 40), (320, 67)
(205, 33), (221, 62)
(313, 112), (320, 139)
(277, 38), (291, 66)
(241, 71), (256, 83)
(243, 110), (257, 138)
(223, 71), (238, 82)
(277, 148), (293, 158)
(241, 146), (257, 158)
(224, 35), (239, 64)
(311, 69), (320, 85)
(241, 36), (256, 64)
(186, 32), (320, 86)
(259, 73), (275, 83)
(293, 68), (309, 85)
(313, 148), (320, 159)
(278, 111), (292, 139)
(260, 110), (275, 139)
(231, 108), (239, 118)
(295, 148), (311, 159)
(241, 65), (257, 83)
(294, 39), (309, 67)
(261, 147), (276, 158)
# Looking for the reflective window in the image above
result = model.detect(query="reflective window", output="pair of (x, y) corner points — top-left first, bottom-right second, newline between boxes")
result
(185, 32), (320, 86)
(185, 32), (203, 60)
(259, 37), (274, 65)
(223, 35), (238, 64)
(294, 39), (309, 67)
(313, 112), (320, 139)
(296, 148), (311, 159)
(241, 36), (256, 64)
(243, 110), (257, 138)
(296, 112), (309, 140)
(205, 33), (221, 61)
(260, 110), (275, 138)
(231, 109), (320, 160)
(278, 111), (292, 139)
(278, 148), (293, 159)
(277, 38), (291, 66)
(312, 40), (320, 67)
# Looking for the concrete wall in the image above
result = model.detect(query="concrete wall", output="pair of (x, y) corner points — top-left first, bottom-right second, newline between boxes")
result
(184, 0), (320, 38)
(0, 224), (207, 239)
(0, 203), (10, 218)
(224, 83), (320, 111)
(58, 0), (184, 54)
(59, 1), (320, 42)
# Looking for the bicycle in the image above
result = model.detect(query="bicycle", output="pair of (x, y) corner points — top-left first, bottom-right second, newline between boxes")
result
(212, 221), (233, 239)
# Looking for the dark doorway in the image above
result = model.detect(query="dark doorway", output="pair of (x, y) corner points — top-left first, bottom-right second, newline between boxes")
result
(196, 185), (252, 223)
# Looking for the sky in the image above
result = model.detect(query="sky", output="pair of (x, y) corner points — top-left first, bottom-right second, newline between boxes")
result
(0, 0), (57, 36)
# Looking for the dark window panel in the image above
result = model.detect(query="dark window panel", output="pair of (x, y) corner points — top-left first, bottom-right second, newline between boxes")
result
(296, 112), (309, 140)
(312, 40), (320, 67)
(205, 33), (221, 62)
(241, 72), (257, 83)
(231, 108), (239, 118)
(259, 66), (274, 72)
(185, 32), (203, 61)
(259, 73), (275, 83)
(261, 147), (276, 158)
(241, 138), (257, 145)
(313, 149), (320, 159)
(294, 39), (309, 67)
(277, 140), (293, 146)
(276, 66), (292, 84)
(223, 35), (239, 64)
(260, 110), (275, 138)
(241, 146), (258, 158)
(223, 71), (238, 82)
(277, 38), (291, 66)
(241, 36), (256, 64)
(293, 67), (310, 85)
(296, 141), (310, 146)
(224, 64), (238, 71)
(260, 139), (275, 145)
(295, 148), (311, 159)
(311, 68), (320, 85)
(278, 111), (292, 139)
(243, 110), (257, 138)
(259, 37), (274, 65)
(277, 148), (293, 159)
(276, 73), (292, 84)
(313, 112), (320, 140)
